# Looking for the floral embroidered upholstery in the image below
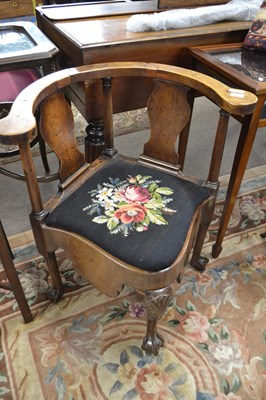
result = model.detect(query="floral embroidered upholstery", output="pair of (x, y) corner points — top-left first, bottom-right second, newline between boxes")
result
(46, 158), (210, 272)
(244, 1), (266, 51)
(85, 172), (177, 236)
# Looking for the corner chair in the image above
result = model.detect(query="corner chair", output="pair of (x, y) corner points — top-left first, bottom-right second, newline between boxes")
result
(0, 62), (257, 355)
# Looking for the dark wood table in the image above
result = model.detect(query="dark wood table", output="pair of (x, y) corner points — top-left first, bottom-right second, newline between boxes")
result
(35, 1), (251, 121)
(188, 43), (266, 257)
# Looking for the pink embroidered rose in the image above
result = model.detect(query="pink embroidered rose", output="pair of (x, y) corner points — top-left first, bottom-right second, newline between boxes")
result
(134, 364), (171, 400)
(179, 311), (210, 341)
(114, 203), (147, 224)
(121, 185), (151, 203)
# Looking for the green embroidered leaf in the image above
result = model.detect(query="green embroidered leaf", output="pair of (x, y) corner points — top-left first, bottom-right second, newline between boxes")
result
(221, 377), (231, 395)
(105, 210), (116, 217)
(117, 201), (128, 207)
(147, 210), (167, 225)
(185, 300), (196, 311)
(116, 311), (127, 320)
(137, 175), (152, 184)
(122, 299), (130, 309)
(231, 373), (241, 393)
(110, 306), (123, 311)
(208, 327), (219, 343)
(156, 187), (174, 195)
(209, 318), (223, 326)
(107, 218), (120, 231)
(145, 201), (163, 210)
(220, 325), (229, 340)
(102, 312), (119, 322)
(92, 216), (108, 224)
(152, 192), (163, 203)
(197, 343), (209, 352)
(148, 183), (158, 193)
(176, 306), (186, 315)
(168, 319), (180, 327)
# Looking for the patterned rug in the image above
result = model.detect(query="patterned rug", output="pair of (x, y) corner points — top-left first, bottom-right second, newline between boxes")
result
(0, 166), (265, 400)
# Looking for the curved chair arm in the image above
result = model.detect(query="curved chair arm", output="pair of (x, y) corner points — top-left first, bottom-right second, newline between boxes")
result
(0, 62), (258, 145)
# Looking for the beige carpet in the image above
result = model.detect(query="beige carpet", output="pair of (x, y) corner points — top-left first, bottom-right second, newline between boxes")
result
(0, 166), (265, 399)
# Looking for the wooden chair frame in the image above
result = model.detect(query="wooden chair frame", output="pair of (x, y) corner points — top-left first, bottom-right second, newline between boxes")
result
(0, 62), (257, 354)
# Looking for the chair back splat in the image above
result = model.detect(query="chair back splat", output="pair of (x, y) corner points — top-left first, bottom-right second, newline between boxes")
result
(0, 62), (257, 355)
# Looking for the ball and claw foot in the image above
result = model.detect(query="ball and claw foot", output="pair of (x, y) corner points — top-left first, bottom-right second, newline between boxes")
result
(47, 287), (63, 303)
(141, 332), (164, 356)
(191, 256), (209, 272)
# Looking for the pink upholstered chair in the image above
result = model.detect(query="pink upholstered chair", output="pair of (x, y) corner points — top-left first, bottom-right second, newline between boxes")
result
(0, 68), (50, 180)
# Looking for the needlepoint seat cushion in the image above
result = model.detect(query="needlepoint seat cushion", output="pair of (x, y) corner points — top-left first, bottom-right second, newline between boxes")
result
(46, 158), (210, 272)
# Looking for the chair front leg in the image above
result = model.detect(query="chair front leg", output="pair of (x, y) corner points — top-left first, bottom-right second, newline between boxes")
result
(141, 286), (173, 356)
(43, 251), (64, 303)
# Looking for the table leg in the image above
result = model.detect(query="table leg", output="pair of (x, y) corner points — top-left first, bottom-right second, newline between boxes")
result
(85, 119), (105, 163)
(212, 97), (265, 258)
(0, 221), (33, 323)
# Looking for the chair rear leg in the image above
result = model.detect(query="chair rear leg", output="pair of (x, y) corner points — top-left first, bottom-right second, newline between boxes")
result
(190, 224), (209, 272)
(141, 286), (173, 355)
(190, 201), (215, 272)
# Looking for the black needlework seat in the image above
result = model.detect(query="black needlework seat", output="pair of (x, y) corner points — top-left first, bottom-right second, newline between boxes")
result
(46, 158), (210, 271)
(0, 62), (257, 355)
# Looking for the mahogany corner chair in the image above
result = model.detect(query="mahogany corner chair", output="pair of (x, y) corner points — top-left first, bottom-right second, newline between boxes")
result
(0, 62), (257, 355)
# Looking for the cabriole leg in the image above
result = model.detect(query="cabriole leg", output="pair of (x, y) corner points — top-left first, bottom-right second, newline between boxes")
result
(141, 286), (173, 356)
